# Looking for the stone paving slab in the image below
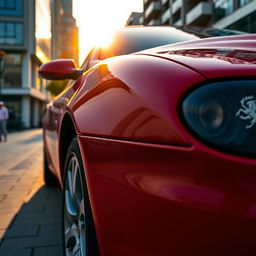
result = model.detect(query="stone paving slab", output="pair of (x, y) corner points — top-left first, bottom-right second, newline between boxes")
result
(33, 245), (63, 256)
(0, 184), (14, 192)
(0, 186), (63, 255)
(3, 224), (39, 239)
(0, 195), (5, 202)
(0, 129), (63, 255)
(0, 207), (20, 215)
(0, 189), (63, 255)
(0, 214), (14, 229)
(0, 199), (25, 209)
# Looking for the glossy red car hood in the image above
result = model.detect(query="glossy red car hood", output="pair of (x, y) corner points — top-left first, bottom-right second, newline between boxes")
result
(138, 34), (256, 79)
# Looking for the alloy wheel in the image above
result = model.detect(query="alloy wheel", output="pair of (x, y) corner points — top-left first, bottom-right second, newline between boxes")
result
(64, 154), (86, 256)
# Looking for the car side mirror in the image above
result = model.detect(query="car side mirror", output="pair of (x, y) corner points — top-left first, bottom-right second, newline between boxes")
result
(39, 59), (83, 80)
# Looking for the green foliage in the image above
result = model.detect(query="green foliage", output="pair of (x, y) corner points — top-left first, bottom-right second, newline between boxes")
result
(46, 80), (68, 96)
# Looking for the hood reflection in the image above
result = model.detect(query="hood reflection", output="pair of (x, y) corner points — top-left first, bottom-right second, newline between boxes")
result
(167, 49), (256, 65)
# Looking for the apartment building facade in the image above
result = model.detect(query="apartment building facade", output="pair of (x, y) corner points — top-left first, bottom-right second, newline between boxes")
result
(60, 0), (79, 65)
(0, 0), (78, 129)
(0, 0), (50, 129)
(126, 12), (143, 26)
(142, 0), (256, 33)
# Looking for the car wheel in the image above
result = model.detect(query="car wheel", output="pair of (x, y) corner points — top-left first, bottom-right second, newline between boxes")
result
(63, 138), (99, 256)
(43, 148), (58, 186)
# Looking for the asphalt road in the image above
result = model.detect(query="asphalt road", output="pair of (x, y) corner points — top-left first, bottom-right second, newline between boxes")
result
(0, 129), (63, 256)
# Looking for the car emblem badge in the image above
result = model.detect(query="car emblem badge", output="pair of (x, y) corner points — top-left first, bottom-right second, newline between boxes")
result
(236, 95), (256, 129)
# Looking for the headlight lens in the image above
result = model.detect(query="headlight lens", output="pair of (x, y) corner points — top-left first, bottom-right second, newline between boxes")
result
(198, 100), (224, 132)
(182, 80), (256, 156)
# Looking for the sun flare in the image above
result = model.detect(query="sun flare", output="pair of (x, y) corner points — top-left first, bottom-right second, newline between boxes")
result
(73, 0), (143, 65)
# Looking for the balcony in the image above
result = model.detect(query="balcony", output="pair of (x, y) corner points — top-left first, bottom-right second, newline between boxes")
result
(148, 19), (161, 25)
(186, 2), (212, 25)
(145, 1), (161, 22)
(144, 0), (155, 4)
(161, 0), (169, 5)
(139, 16), (144, 25)
(126, 12), (143, 25)
(213, 0), (256, 28)
(174, 19), (182, 26)
(172, 0), (182, 14)
(162, 8), (171, 24)
(144, 0), (156, 9)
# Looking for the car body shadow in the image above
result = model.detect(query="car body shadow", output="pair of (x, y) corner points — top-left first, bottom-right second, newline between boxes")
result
(0, 186), (63, 256)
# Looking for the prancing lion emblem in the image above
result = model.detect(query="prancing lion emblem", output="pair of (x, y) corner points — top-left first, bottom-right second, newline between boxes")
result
(236, 96), (256, 129)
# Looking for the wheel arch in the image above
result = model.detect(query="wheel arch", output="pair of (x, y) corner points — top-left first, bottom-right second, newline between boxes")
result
(59, 112), (77, 183)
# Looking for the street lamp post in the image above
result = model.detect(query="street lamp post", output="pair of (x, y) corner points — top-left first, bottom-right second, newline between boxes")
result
(0, 51), (6, 101)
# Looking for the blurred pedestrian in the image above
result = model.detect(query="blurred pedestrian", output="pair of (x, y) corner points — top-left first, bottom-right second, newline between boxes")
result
(0, 101), (9, 142)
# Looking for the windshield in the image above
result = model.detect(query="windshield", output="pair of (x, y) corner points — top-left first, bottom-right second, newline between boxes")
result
(100, 26), (199, 60)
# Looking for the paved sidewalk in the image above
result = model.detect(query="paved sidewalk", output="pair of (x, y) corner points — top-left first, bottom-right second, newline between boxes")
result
(0, 129), (63, 256)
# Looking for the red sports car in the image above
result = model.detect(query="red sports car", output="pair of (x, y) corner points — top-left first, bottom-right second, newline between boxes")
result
(40, 26), (256, 256)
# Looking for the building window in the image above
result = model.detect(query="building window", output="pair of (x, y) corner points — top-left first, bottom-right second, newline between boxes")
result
(172, 9), (181, 24)
(239, 0), (253, 8)
(36, 66), (43, 91)
(3, 54), (22, 88)
(0, 22), (23, 45)
(0, 0), (23, 16)
(36, 0), (52, 62)
(227, 11), (256, 33)
(213, 0), (233, 22)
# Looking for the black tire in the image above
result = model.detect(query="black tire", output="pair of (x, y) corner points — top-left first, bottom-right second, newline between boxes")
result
(43, 148), (59, 187)
(62, 138), (99, 256)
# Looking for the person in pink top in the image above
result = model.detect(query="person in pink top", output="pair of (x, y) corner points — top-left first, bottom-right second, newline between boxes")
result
(0, 101), (9, 142)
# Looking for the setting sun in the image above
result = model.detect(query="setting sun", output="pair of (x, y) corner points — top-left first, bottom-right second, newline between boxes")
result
(73, 0), (143, 65)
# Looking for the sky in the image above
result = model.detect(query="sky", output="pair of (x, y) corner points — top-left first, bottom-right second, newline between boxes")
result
(73, 0), (143, 65)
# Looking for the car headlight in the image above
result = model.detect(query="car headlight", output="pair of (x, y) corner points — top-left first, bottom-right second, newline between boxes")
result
(182, 80), (256, 156)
